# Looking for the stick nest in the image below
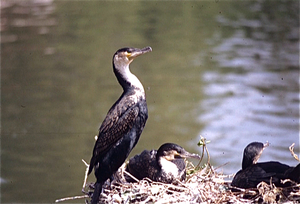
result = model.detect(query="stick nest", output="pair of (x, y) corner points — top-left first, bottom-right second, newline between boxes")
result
(87, 162), (300, 204)
(56, 141), (300, 204)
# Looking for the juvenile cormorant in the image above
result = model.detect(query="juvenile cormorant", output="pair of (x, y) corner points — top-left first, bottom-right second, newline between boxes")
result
(125, 143), (201, 184)
(88, 47), (152, 204)
(231, 142), (300, 189)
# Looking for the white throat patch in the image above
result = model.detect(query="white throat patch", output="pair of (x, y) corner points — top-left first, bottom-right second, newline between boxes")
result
(113, 57), (145, 93)
(159, 157), (179, 177)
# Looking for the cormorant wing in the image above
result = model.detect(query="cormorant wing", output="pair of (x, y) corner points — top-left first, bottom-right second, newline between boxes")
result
(89, 99), (140, 173)
(127, 150), (153, 180)
(232, 166), (276, 188)
(247, 165), (277, 184)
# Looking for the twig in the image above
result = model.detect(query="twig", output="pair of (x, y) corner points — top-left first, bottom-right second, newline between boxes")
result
(214, 162), (229, 171)
(204, 140), (213, 172)
(195, 136), (206, 169)
(124, 170), (140, 183)
(82, 159), (90, 193)
(55, 195), (89, 203)
(289, 143), (299, 162)
(197, 136), (213, 173)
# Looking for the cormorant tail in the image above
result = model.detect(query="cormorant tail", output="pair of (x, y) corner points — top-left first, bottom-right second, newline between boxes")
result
(91, 182), (102, 204)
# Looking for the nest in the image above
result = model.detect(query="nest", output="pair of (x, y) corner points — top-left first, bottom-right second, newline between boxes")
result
(85, 162), (300, 204)
(56, 141), (300, 204)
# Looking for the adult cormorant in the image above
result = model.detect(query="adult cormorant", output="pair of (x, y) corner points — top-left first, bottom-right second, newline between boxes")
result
(231, 142), (300, 189)
(88, 47), (152, 204)
(125, 143), (201, 184)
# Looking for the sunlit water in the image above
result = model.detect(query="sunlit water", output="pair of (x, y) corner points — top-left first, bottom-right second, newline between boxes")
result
(1, 0), (299, 203)
(197, 21), (299, 174)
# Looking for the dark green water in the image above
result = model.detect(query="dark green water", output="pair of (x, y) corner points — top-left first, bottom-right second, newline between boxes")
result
(1, 0), (299, 203)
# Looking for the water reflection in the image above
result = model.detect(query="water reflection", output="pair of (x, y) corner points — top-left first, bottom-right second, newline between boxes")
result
(1, 0), (299, 203)
(197, 2), (299, 174)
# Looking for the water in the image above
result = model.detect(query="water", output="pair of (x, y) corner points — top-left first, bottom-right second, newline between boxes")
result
(196, 5), (300, 174)
(1, 1), (299, 203)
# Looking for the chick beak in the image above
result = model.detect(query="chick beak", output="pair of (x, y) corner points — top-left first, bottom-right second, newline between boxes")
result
(180, 151), (201, 160)
(263, 141), (269, 149)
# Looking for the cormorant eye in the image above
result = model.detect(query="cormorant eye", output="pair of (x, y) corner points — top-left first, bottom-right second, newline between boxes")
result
(125, 51), (133, 58)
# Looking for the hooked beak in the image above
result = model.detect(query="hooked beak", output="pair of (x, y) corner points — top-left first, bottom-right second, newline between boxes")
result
(128, 46), (152, 60)
(253, 142), (269, 164)
(263, 141), (269, 149)
(178, 151), (201, 160)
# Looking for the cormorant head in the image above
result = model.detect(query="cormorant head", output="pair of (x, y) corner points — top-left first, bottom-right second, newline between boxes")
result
(156, 143), (201, 163)
(112, 47), (152, 90)
(242, 141), (269, 169)
(113, 47), (152, 69)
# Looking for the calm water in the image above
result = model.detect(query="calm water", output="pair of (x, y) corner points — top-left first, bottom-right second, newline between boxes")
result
(1, 1), (299, 203)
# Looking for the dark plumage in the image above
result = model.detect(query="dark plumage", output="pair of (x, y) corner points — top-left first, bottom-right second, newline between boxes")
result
(125, 143), (201, 184)
(231, 142), (300, 189)
(88, 47), (152, 204)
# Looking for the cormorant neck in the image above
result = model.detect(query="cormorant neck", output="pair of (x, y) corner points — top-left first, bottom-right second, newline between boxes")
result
(113, 63), (145, 93)
(158, 157), (178, 176)
(242, 157), (252, 170)
(242, 143), (264, 169)
(242, 150), (258, 169)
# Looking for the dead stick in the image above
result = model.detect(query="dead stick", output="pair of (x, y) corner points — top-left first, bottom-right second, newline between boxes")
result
(55, 195), (89, 203)
(123, 170), (140, 183)
(289, 143), (299, 162)
(82, 159), (90, 193)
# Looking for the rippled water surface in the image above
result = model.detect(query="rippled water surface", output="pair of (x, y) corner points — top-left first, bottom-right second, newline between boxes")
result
(1, 1), (299, 203)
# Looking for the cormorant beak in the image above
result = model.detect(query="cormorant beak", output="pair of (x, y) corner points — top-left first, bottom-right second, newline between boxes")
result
(127, 46), (152, 60)
(178, 151), (201, 160)
(263, 141), (269, 149)
(253, 142), (269, 164)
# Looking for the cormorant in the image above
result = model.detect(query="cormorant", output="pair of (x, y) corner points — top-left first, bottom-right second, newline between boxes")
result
(125, 143), (201, 184)
(231, 142), (300, 189)
(88, 47), (152, 204)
